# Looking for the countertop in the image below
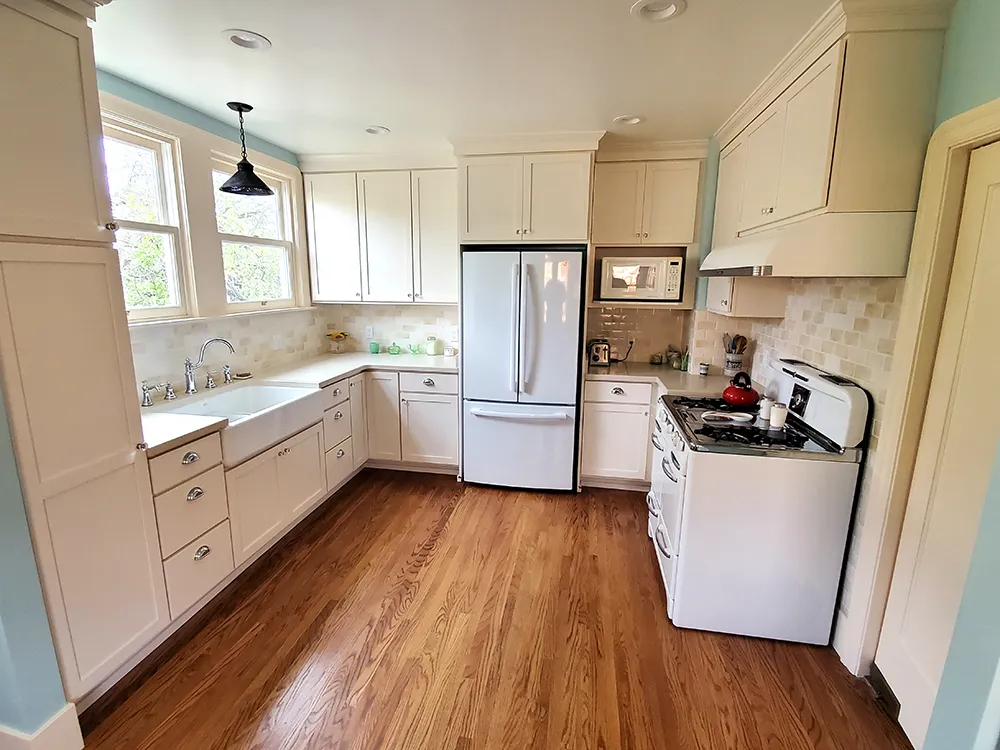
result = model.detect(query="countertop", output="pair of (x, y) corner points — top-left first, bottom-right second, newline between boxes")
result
(141, 412), (228, 458)
(263, 352), (459, 389)
(586, 362), (734, 397)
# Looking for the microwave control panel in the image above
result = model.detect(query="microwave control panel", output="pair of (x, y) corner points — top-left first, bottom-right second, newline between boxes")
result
(664, 258), (684, 301)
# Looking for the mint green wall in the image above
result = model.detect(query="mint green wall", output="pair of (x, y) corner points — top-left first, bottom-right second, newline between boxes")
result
(935, 0), (1000, 123)
(694, 139), (721, 309)
(0, 385), (66, 735)
(96, 70), (299, 167)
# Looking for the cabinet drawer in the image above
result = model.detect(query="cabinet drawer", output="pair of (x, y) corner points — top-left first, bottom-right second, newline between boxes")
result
(163, 521), (234, 620)
(325, 437), (355, 490)
(323, 400), (352, 449)
(149, 433), (223, 495)
(584, 380), (653, 405)
(399, 372), (458, 395)
(154, 465), (228, 559)
(323, 378), (350, 409)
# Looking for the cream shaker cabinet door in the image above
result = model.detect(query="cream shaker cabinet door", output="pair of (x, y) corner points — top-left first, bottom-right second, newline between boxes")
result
(581, 402), (651, 480)
(591, 162), (646, 244)
(400, 392), (459, 465)
(278, 423), (327, 521)
(713, 139), (749, 247)
(226, 448), (283, 566)
(0, 1), (110, 243)
(306, 173), (363, 302)
(522, 152), (592, 242)
(411, 169), (459, 303)
(349, 375), (370, 468)
(366, 372), (402, 461)
(738, 105), (786, 232)
(459, 155), (523, 243)
(775, 42), (844, 222)
(641, 160), (701, 245)
(358, 171), (414, 302)
(705, 276), (734, 315)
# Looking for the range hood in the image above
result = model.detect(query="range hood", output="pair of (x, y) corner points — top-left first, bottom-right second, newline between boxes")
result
(700, 212), (916, 278)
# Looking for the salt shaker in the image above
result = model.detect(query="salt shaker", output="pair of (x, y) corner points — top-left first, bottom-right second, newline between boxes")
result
(759, 396), (773, 421)
(769, 402), (789, 429)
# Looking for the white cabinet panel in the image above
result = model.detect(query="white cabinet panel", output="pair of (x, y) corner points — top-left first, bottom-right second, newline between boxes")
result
(461, 251), (520, 403)
(642, 161), (701, 245)
(162, 520), (234, 621)
(349, 375), (369, 469)
(359, 171), (414, 302)
(226, 447), (283, 566)
(325, 437), (355, 489)
(459, 155), (523, 243)
(581, 402), (651, 480)
(366, 371), (401, 461)
(411, 170), (458, 303)
(713, 140), (748, 248)
(522, 153), (591, 242)
(401, 392), (459, 465)
(706, 277), (734, 314)
(592, 162), (645, 244)
(0, 2), (110, 242)
(153, 464), (229, 559)
(306, 173), (362, 302)
(706, 276), (790, 318)
(279, 423), (326, 520)
(739, 106), (786, 232)
(323, 400), (352, 450)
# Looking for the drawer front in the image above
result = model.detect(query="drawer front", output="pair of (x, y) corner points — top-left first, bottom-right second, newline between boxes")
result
(163, 521), (234, 620)
(325, 437), (355, 490)
(149, 433), (223, 495)
(154, 465), (229, 559)
(584, 380), (652, 405)
(399, 372), (459, 395)
(323, 378), (350, 410)
(323, 400), (352, 449)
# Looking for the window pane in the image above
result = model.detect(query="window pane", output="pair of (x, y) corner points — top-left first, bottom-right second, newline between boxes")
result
(212, 170), (281, 239)
(115, 229), (180, 309)
(222, 242), (291, 303)
(104, 137), (164, 224)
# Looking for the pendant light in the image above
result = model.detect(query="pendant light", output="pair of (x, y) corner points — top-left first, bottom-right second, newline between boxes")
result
(218, 102), (274, 196)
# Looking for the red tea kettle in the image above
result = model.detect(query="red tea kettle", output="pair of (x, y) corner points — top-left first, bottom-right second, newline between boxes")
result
(723, 371), (760, 407)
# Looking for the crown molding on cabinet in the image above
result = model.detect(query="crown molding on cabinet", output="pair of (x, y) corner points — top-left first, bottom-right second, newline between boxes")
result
(299, 151), (457, 174)
(49, 0), (112, 20)
(714, 0), (954, 149)
(595, 139), (710, 163)
(450, 131), (606, 156)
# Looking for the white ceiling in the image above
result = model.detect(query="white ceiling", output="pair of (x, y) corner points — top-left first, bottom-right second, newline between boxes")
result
(92, 0), (833, 157)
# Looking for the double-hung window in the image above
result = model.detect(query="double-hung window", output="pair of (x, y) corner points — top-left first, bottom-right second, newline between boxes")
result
(102, 120), (186, 320)
(212, 161), (295, 311)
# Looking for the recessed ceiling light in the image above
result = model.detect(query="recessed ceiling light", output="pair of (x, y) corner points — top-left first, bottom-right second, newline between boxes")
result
(630, 0), (688, 22)
(223, 29), (272, 50)
(365, 125), (391, 135)
(613, 115), (645, 126)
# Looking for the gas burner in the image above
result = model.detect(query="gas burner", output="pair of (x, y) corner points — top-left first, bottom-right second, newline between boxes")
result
(671, 397), (746, 411)
(693, 424), (809, 450)
(702, 411), (755, 424)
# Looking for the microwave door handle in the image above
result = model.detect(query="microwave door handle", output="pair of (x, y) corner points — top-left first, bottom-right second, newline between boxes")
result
(510, 262), (519, 395)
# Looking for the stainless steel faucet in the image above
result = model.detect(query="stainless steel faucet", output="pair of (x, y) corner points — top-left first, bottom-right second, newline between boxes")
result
(185, 338), (236, 394)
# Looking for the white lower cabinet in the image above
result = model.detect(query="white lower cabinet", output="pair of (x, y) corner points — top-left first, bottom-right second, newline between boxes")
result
(401, 392), (459, 465)
(162, 520), (234, 620)
(366, 372), (401, 461)
(325, 437), (355, 489)
(349, 374), (369, 469)
(226, 423), (326, 566)
(581, 401), (651, 480)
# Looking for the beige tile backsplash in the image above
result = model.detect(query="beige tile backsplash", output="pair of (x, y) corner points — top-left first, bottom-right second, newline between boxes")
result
(586, 306), (690, 362)
(687, 310), (760, 374)
(323, 304), (459, 352)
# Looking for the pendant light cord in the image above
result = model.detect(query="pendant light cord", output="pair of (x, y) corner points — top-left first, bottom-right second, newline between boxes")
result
(238, 109), (248, 161)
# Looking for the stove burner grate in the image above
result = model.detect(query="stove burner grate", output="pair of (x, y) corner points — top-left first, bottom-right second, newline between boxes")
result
(693, 424), (809, 450)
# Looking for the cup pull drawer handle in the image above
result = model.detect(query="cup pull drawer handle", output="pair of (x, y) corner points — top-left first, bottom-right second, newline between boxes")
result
(611, 387), (625, 395)
(181, 451), (200, 465)
(334, 411), (343, 420)
(332, 388), (341, 396)
(186, 487), (204, 502)
(336, 449), (346, 458)
(423, 378), (435, 386)
(194, 545), (211, 561)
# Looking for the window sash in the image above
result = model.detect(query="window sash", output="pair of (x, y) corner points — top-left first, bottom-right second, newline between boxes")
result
(115, 221), (187, 321)
(220, 236), (296, 312)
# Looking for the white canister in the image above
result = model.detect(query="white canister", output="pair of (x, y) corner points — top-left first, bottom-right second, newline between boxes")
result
(769, 402), (788, 429)
(425, 336), (444, 356)
(759, 396), (773, 421)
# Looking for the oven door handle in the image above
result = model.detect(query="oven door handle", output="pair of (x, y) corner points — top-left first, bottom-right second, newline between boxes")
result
(651, 433), (665, 452)
(646, 492), (659, 516)
(671, 452), (682, 471)
(662, 457), (678, 483)
(655, 527), (673, 559)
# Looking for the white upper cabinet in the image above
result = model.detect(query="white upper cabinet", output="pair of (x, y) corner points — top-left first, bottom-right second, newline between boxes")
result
(0, 1), (111, 243)
(460, 155), (524, 243)
(460, 153), (592, 243)
(359, 171), (414, 302)
(411, 170), (459, 303)
(306, 173), (363, 302)
(521, 153), (592, 242)
(592, 160), (701, 246)
(738, 105), (786, 232)
(713, 141), (748, 247)
(705, 276), (790, 318)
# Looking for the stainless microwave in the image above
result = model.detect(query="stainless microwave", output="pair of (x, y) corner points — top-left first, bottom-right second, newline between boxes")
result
(599, 256), (684, 302)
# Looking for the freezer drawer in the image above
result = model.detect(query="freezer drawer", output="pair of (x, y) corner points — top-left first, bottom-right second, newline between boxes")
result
(462, 401), (577, 490)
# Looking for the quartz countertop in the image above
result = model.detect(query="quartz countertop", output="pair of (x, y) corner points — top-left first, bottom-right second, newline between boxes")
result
(262, 352), (459, 389)
(586, 362), (734, 397)
(141, 412), (228, 458)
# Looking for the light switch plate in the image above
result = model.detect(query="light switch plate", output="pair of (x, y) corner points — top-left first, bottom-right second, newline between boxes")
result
(449, 330), (459, 342)
(364, 326), (374, 340)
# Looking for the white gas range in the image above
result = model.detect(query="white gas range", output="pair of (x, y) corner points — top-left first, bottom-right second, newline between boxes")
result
(646, 359), (871, 645)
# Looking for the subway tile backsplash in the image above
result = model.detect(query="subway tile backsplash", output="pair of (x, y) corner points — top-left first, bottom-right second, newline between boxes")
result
(323, 304), (459, 351)
(586, 306), (690, 362)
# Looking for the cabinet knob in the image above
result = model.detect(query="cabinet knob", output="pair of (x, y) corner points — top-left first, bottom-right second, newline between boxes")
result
(515, 229), (522, 235)
(423, 378), (435, 386)
(721, 300), (729, 306)
(104, 221), (120, 232)
(136, 442), (148, 451)
(356, 292), (362, 298)
(337, 449), (346, 458)
(611, 387), (625, 395)
(193, 545), (212, 561)
(407, 293), (413, 298)
(334, 411), (343, 420)
(635, 232), (640, 238)
(186, 487), (204, 502)
(643, 233), (649, 238)
(332, 388), (341, 396)
(181, 451), (200, 465)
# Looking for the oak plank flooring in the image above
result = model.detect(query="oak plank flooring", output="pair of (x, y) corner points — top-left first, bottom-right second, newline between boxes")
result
(84, 471), (911, 750)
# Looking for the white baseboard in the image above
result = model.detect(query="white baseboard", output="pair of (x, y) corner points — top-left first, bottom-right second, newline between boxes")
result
(580, 476), (650, 492)
(0, 705), (83, 750)
(364, 460), (458, 476)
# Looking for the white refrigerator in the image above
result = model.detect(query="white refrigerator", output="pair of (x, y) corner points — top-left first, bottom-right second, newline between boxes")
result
(461, 247), (584, 490)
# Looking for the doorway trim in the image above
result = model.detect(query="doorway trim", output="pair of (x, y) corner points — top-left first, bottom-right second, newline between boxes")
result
(833, 96), (1000, 675)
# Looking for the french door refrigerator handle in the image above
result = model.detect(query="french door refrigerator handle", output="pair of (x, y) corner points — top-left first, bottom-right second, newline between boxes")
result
(509, 262), (520, 395)
(470, 408), (570, 421)
(518, 262), (530, 393)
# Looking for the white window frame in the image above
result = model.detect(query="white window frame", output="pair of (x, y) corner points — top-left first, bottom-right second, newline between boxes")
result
(101, 115), (191, 322)
(211, 155), (297, 313)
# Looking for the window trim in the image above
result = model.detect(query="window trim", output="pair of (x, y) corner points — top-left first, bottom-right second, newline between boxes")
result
(102, 115), (192, 322)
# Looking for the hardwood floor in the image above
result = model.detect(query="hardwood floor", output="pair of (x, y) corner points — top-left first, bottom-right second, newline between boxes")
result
(84, 471), (910, 750)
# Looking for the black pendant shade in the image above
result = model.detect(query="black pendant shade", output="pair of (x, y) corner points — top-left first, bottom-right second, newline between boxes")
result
(219, 102), (274, 197)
